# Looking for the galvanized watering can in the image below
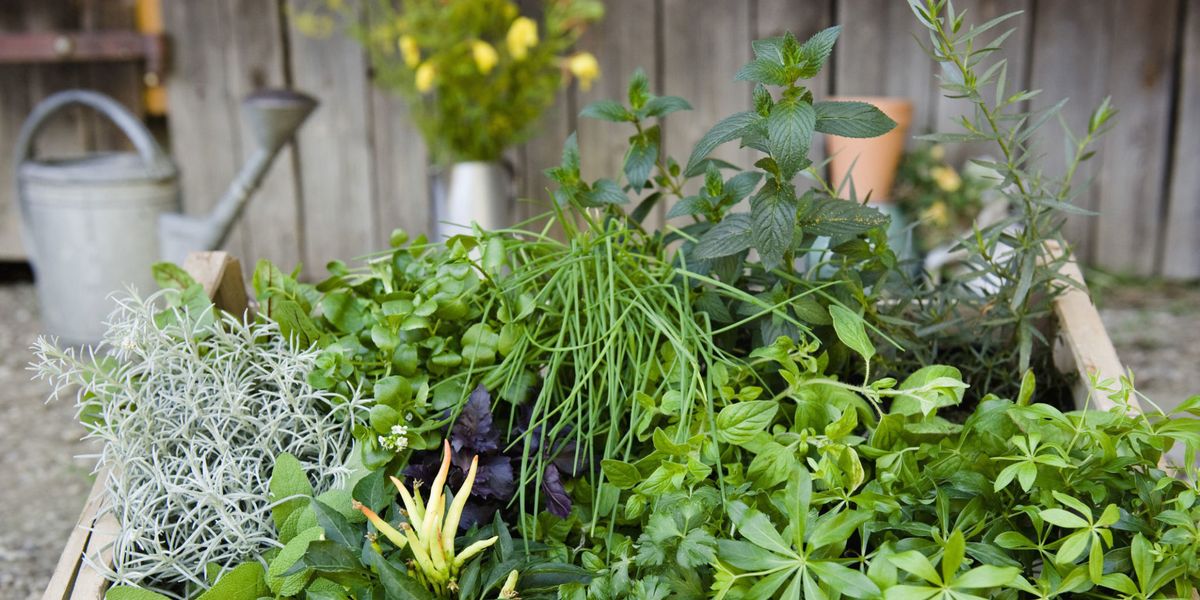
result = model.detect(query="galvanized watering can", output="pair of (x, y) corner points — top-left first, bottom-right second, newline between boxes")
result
(14, 89), (316, 344)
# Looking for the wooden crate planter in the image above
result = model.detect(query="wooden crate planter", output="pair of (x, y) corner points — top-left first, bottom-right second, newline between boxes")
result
(43, 248), (1133, 600)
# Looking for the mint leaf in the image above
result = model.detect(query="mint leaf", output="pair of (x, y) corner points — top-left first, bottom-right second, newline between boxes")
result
(716, 400), (779, 445)
(766, 98), (815, 180)
(814, 101), (896, 138)
(735, 58), (792, 86)
(642, 95), (692, 118)
(585, 178), (629, 206)
(797, 26), (841, 78)
(685, 111), (763, 176)
(624, 136), (657, 190)
(580, 100), (632, 122)
(799, 195), (889, 236)
(750, 183), (798, 270)
(693, 214), (754, 260)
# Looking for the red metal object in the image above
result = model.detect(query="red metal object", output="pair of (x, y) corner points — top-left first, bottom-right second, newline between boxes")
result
(0, 31), (166, 83)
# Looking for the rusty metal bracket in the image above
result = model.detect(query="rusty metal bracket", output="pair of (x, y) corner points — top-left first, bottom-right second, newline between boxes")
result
(0, 31), (167, 85)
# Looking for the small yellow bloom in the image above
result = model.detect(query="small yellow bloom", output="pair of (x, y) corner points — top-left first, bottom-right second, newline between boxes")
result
(415, 62), (436, 92)
(931, 165), (962, 192)
(566, 52), (600, 91)
(399, 35), (421, 68)
(921, 201), (950, 228)
(506, 16), (539, 60)
(929, 144), (946, 161)
(471, 40), (499, 74)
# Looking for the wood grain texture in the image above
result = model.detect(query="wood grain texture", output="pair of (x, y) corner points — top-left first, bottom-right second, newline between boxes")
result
(0, 4), (32, 259)
(1092, 0), (1178, 275)
(835, 0), (939, 134)
(932, 0), (1032, 167)
(1164, 0), (1200, 279)
(1027, 0), (1112, 265)
(286, 0), (378, 274)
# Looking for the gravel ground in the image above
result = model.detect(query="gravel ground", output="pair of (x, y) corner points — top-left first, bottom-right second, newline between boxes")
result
(0, 278), (1196, 598)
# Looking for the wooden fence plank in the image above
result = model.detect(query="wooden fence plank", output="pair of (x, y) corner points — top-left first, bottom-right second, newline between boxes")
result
(835, 0), (939, 137)
(1092, 0), (1178, 275)
(1027, 0), (1112, 266)
(0, 5), (33, 260)
(285, 1), (378, 274)
(369, 87), (432, 242)
(1164, 0), (1200, 279)
(576, 0), (658, 223)
(932, 0), (1032, 168)
(80, 0), (142, 152)
(223, 0), (305, 270)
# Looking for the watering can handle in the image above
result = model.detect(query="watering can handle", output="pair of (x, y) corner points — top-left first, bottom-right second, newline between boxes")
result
(13, 89), (171, 175)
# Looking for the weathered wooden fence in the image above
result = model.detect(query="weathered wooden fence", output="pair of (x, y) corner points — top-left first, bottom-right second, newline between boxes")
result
(2, 0), (1198, 280)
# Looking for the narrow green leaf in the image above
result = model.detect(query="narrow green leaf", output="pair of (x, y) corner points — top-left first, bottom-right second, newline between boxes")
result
(579, 100), (632, 122)
(829, 304), (875, 363)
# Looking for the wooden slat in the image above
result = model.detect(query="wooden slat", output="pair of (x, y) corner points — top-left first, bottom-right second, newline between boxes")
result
(80, 0), (143, 152)
(1091, 0), (1178, 275)
(368, 79), (432, 242)
(1027, 0), (1112, 266)
(285, 0), (378, 275)
(41, 475), (107, 600)
(575, 0), (658, 222)
(222, 0), (306, 269)
(0, 3), (32, 260)
(660, 0), (752, 167)
(1163, 0), (1200, 279)
(932, 0), (1032, 167)
(834, 0), (939, 136)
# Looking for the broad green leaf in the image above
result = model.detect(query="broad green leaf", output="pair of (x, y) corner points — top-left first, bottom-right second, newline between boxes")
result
(694, 213), (754, 260)
(197, 562), (269, 600)
(151, 262), (198, 291)
(766, 98), (816, 180)
(809, 509), (871, 550)
(799, 195), (890, 236)
(716, 400), (779, 445)
(624, 137), (657, 190)
(642, 95), (692, 118)
(813, 101), (896, 138)
(267, 526), (323, 595)
(637, 461), (687, 494)
(269, 453), (313, 539)
(888, 551), (941, 585)
(1040, 508), (1089, 529)
(750, 183), (798, 269)
(953, 565), (1019, 589)
(579, 99), (632, 122)
(747, 440), (795, 488)
(600, 459), (642, 490)
(685, 111), (762, 176)
(735, 58), (793, 86)
(585, 178), (630, 206)
(106, 588), (172, 600)
(293, 540), (362, 574)
(829, 304), (874, 364)
(1054, 530), (1090, 564)
(311, 498), (358, 548)
(797, 26), (841, 77)
(809, 561), (880, 599)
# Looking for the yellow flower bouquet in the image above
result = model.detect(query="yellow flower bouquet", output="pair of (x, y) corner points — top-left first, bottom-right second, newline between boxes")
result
(299, 0), (603, 163)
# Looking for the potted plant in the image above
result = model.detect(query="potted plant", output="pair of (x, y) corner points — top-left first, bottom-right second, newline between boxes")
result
(296, 0), (604, 240)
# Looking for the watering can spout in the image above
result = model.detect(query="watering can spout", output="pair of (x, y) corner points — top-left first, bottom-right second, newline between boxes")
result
(159, 89), (317, 264)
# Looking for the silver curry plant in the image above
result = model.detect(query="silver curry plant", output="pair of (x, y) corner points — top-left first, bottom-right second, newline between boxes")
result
(31, 290), (366, 594)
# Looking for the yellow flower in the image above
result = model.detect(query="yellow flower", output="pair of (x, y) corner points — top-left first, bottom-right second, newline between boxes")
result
(471, 40), (499, 74)
(415, 62), (436, 92)
(921, 201), (950, 228)
(399, 35), (421, 68)
(929, 144), (946, 161)
(506, 16), (539, 60)
(566, 52), (600, 91)
(931, 165), (962, 192)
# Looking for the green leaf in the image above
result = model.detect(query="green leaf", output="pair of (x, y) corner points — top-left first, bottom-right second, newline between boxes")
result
(716, 400), (779, 445)
(808, 561), (880, 599)
(197, 562), (269, 600)
(321, 291), (368, 333)
(766, 98), (816, 180)
(750, 183), (798, 269)
(809, 509), (871, 550)
(735, 507), (798, 558)
(624, 137), (657, 190)
(829, 304), (874, 364)
(888, 551), (941, 585)
(813, 101), (896, 138)
(601, 459), (642, 490)
(269, 453), (313, 539)
(628, 68), (651, 109)
(941, 530), (965, 584)
(1040, 508), (1089, 529)
(747, 440), (795, 488)
(268, 526), (323, 595)
(686, 111), (762, 176)
(642, 95), (692, 118)
(1054, 530), (1091, 564)
(637, 462), (687, 494)
(799, 196), (889, 236)
(585, 178), (629, 206)
(311, 498), (359, 548)
(363, 548), (437, 600)
(953, 565), (1019, 589)
(105, 588), (173, 600)
(293, 540), (362, 574)
(693, 213), (754, 260)
(151, 262), (198, 291)
(796, 26), (841, 77)
(718, 539), (797, 571)
(579, 99), (632, 122)
(735, 58), (793, 86)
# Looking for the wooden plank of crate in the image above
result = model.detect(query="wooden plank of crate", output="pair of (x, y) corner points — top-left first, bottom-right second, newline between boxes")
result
(182, 251), (249, 317)
(68, 510), (119, 600)
(1163, 0), (1200, 279)
(41, 474), (107, 600)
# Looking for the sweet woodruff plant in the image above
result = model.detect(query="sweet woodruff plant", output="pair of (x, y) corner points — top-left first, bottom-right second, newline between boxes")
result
(296, 0), (603, 164)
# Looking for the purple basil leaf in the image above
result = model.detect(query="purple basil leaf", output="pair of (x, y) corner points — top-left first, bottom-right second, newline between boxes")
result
(451, 385), (500, 454)
(542, 463), (572, 518)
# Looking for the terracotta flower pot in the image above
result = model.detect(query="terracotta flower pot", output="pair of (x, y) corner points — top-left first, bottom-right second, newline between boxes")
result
(825, 97), (913, 203)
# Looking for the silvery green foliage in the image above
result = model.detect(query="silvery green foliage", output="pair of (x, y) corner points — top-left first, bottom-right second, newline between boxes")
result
(31, 290), (365, 594)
